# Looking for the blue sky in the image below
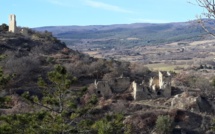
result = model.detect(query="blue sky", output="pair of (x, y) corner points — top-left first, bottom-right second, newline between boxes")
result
(0, 0), (205, 28)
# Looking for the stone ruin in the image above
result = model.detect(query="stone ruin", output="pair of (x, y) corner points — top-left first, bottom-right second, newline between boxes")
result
(8, 14), (29, 36)
(9, 14), (17, 33)
(94, 77), (130, 98)
(94, 71), (172, 101)
(132, 71), (172, 101)
(132, 81), (150, 100)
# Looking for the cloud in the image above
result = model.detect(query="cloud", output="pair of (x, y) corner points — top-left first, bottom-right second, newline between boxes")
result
(84, 0), (133, 13)
(129, 18), (169, 23)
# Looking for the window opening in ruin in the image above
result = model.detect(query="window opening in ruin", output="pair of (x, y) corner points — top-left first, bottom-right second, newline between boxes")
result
(97, 91), (101, 94)
(157, 91), (161, 95)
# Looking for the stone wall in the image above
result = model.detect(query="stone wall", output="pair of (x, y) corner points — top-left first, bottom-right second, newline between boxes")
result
(133, 71), (172, 100)
(94, 71), (172, 100)
(95, 80), (112, 98)
(132, 81), (149, 101)
(109, 77), (130, 93)
(21, 28), (28, 36)
(94, 77), (131, 98)
(161, 76), (172, 97)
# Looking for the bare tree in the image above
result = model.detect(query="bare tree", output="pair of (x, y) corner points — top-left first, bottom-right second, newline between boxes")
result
(197, 0), (215, 17)
(196, 0), (215, 36)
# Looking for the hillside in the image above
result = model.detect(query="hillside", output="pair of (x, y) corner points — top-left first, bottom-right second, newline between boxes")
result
(0, 29), (128, 88)
(34, 19), (215, 48)
(0, 25), (215, 134)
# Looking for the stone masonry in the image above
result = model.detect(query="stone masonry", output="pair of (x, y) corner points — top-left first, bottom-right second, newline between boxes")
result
(9, 14), (17, 33)
(132, 71), (172, 100)
(94, 77), (130, 98)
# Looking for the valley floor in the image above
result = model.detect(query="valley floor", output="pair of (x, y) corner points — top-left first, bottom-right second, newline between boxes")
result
(69, 39), (215, 72)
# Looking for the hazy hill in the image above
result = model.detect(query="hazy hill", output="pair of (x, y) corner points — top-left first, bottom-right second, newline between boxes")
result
(34, 19), (215, 47)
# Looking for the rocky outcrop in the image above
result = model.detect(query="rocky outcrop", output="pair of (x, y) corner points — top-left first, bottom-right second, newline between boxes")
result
(124, 109), (213, 134)
(171, 93), (214, 114)
(171, 93), (198, 110)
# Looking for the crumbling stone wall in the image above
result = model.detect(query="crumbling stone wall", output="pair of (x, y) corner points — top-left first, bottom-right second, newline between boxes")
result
(94, 77), (130, 98)
(109, 77), (130, 93)
(159, 71), (172, 97)
(159, 71), (163, 89)
(133, 71), (172, 101)
(161, 76), (172, 97)
(94, 71), (172, 100)
(95, 80), (112, 98)
(21, 28), (28, 36)
(132, 81), (150, 100)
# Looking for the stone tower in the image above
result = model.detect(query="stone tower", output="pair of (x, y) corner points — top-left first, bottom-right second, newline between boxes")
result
(158, 71), (163, 89)
(9, 14), (17, 33)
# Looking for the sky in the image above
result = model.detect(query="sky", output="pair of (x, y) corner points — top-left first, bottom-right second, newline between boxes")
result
(0, 0), (205, 28)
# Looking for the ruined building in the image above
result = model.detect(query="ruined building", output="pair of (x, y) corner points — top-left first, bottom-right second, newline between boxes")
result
(133, 71), (172, 101)
(132, 81), (150, 101)
(94, 71), (172, 101)
(94, 77), (130, 98)
(9, 14), (17, 33)
(8, 14), (28, 36)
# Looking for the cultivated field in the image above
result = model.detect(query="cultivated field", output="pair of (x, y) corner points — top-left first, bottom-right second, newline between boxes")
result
(67, 39), (215, 72)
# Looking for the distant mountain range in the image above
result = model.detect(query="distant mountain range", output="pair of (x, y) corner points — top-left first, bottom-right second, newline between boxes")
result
(34, 19), (215, 46)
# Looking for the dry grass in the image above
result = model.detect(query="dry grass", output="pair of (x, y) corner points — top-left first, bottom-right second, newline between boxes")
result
(145, 63), (189, 72)
(126, 37), (140, 40)
(83, 51), (102, 58)
(189, 39), (215, 46)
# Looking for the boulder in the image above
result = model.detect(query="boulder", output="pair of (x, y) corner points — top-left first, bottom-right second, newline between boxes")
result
(171, 93), (215, 114)
(170, 93), (198, 110)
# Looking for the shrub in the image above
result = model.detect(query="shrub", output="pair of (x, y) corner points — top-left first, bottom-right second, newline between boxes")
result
(89, 94), (98, 105)
(155, 115), (173, 134)
(92, 113), (124, 134)
(5, 55), (40, 75)
(0, 23), (9, 31)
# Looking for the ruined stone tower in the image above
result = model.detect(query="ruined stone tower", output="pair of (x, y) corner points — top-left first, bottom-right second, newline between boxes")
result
(158, 71), (163, 89)
(9, 14), (17, 33)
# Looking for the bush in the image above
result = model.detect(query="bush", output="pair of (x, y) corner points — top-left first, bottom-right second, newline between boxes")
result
(89, 94), (98, 105)
(92, 113), (124, 134)
(0, 23), (9, 31)
(5, 55), (40, 75)
(155, 115), (173, 134)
